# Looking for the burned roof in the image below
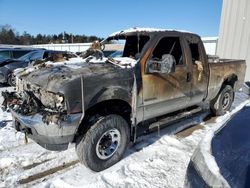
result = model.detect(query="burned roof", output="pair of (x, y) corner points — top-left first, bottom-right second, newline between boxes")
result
(108, 27), (195, 37)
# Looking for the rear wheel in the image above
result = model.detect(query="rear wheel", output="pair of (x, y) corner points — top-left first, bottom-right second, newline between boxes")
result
(210, 85), (234, 116)
(76, 114), (129, 172)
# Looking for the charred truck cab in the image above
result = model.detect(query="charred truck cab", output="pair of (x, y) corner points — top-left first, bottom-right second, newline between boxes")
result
(3, 28), (246, 172)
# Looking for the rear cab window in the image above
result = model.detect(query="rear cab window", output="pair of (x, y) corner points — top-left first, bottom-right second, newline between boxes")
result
(185, 35), (204, 64)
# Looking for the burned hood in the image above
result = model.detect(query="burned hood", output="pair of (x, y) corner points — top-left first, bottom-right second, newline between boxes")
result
(15, 57), (137, 93)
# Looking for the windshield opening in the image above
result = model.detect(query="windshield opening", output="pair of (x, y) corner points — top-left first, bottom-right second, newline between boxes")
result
(18, 50), (44, 61)
(18, 51), (37, 61)
(105, 35), (150, 60)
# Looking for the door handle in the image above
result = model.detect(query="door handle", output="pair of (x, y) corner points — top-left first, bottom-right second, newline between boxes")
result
(187, 72), (192, 82)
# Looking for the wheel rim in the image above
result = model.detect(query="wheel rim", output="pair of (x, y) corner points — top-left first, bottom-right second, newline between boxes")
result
(96, 128), (121, 160)
(8, 74), (16, 86)
(11, 75), (16, 85)
(222, 92), (231, 110)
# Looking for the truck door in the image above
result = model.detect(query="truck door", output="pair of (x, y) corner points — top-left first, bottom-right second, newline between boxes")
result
(184, 36), (209, 104)
(142, 35), (192, 120)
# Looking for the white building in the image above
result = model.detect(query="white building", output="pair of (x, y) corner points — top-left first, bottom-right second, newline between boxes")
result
(202, 37), (218, 55)
(217, 0), (250, 81)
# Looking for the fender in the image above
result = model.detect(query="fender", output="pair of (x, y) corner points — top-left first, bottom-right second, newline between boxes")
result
(210, 74), (238, 102)
(87, 86), (132, 109)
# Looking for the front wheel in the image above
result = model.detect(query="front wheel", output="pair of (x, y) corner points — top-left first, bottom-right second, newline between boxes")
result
(7, 73), (16, 86)
(210, 85), (234, 116)
(76, 114), (129, 172)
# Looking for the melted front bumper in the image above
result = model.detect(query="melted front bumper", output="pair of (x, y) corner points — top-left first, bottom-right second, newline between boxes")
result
(11, 110), (82, 151)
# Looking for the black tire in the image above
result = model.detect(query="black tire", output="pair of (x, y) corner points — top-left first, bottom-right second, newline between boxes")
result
(210, 85), (234, 116)
(7, 73), (16, 86)
(76, 114), (129, 172)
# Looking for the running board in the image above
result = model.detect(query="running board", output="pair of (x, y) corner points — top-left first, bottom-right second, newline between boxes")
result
(147, 107), (209, 135)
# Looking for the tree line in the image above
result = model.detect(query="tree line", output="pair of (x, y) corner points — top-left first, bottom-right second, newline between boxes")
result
(0, 25), (103, 45)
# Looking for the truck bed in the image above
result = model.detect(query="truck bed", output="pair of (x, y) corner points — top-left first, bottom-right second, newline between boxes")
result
(207, 58), (246, 101)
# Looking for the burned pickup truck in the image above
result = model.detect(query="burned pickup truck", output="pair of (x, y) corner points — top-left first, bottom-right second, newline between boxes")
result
(3, 28), (246, 171)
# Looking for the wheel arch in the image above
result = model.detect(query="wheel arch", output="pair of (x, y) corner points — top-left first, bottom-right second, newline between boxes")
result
(212, 74), (238, 101)
(222, 74), (238, 91)
(74, 98), (132, 142)
(219, 74), (238, 100)
(209, 74), (237, 114)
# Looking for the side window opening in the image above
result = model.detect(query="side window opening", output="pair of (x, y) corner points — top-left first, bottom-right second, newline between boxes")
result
(0, 51), (11, 59)
(189, 43), (201, 63)
(151, 37), (183, 65)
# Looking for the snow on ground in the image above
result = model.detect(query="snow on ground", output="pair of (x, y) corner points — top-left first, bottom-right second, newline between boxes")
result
(0, 86), (249, 188)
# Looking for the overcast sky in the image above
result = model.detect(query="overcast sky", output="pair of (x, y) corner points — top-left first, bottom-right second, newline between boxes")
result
(0, 0), (222, 37)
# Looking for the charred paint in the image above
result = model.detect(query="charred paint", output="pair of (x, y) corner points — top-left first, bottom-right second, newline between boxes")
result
(1, 29), (246, 150)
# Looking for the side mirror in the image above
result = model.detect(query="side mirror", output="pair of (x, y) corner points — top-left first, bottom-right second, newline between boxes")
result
(147, 54), (176, 74)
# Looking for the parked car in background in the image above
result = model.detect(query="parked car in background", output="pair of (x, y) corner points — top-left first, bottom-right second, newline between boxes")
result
(0, 49), (75, 86)
(103, 50), (116, 57)
(0, 48), (38, 63)
(109, 50), (123, 58)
